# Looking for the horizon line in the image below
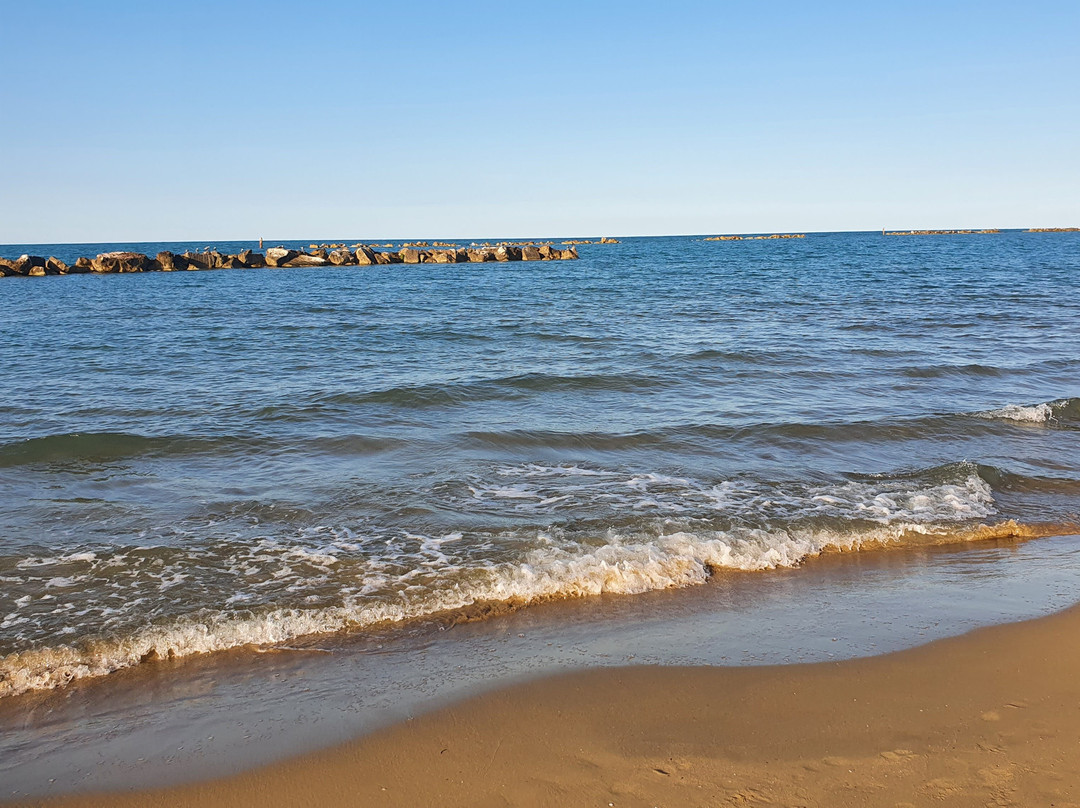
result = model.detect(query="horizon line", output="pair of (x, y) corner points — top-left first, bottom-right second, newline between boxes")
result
(3, 225), (1078, 248)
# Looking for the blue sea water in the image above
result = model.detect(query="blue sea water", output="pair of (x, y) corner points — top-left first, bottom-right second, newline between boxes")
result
(1, 230), (1079, 698)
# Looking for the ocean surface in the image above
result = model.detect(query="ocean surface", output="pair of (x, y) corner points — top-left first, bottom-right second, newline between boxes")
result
(2, 230), (1079, 702)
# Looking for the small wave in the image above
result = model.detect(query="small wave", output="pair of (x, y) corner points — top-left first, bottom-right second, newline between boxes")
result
(0, 431), (406, 468)
(2, 459), (1075, 699)
(974, 398), (1079, 424)
(311, 372), (672, 410)
(0, 432), (176, 467)
(460, 399), (1080, 452)
(461, 416), (978, 452)
(464, 429), (663, 451)
(2, 515), (1071, 699)
(0, 432), (272, 467)
(901, 363), (1006, 379)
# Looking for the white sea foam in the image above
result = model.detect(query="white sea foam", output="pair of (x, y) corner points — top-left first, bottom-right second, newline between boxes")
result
(976, 402), (1056, 423)
(0, 465), (1007, 698)
(464, 465), (996, 525)
(0, 523), (890, 697)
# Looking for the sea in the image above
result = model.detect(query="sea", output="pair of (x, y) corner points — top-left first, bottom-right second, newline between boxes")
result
(1, 230), (1079, 797)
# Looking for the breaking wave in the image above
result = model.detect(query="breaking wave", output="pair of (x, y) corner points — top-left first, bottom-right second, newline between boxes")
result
(3, 462), (1074, 699)
(974, 397), (1079, 424)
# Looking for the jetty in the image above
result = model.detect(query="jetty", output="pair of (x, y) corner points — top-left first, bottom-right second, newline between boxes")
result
(703, 233), (805, 241)
(883, 229), (1000, 236)
(0, 243), (579, 278)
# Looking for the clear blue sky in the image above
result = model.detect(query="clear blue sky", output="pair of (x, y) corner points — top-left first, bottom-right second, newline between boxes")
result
(2, 1), (1078, 242)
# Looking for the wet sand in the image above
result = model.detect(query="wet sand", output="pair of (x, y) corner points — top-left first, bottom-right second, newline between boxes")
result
(20, 588), (1080, 806)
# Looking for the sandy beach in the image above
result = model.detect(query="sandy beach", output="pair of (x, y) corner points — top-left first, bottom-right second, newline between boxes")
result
(15, 598), (1077, 808)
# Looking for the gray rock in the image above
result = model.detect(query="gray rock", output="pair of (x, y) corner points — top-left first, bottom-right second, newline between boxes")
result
(265, 247), (299, 267)
(92, 252), (152, 273)
(284, 254), (329, 267)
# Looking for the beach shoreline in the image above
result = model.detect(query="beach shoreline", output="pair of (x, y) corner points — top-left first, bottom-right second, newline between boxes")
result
(18, 600), (1080, 807)
(11, 574), (1080, 807)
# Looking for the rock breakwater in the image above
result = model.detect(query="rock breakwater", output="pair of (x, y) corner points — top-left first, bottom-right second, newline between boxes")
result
(703, 233), (805, 241)
(884, 229), (1000, 236)
(0, 243), (579, 277)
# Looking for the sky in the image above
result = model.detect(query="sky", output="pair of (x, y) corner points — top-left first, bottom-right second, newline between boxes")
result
(1, 0), (1078, 242)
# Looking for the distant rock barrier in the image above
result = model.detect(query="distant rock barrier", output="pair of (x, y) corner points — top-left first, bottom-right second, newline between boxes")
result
(0, 243), (579, 277)
(884, 229), (1000, 236)
(1026, 227), (1079, 233)
(703, 233), (805, 241)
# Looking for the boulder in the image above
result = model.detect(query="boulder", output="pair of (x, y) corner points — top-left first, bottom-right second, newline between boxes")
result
(355, 246), (378, 265)
(521, 245), (542, 261)
(28, 265), (47, 276)
(537, 245), (555, 259)
(179, 252), (202, 269)
(373, 252), (395, 265)
(284, 254), (328, 267)
(310, 248), (329, 259)
(220, 256), (246, 269)
(567, 246), (580, 259)
(93, 252), (152, 273)
(467, 249), (495, 263)
(265, 247), (299, 267)
(70, 257), (94, 274)
(0, 258), (16, 277)
(181, 251), (226, 269)
(328, 249), (355, 266)
(239, 250), (266, 268)
(156, 251), (178, 271)
(399, 248), (423, 264)
(429, 250), (455, 264)
(10, 255), (44, 275)
(45, 257), (68, 275)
